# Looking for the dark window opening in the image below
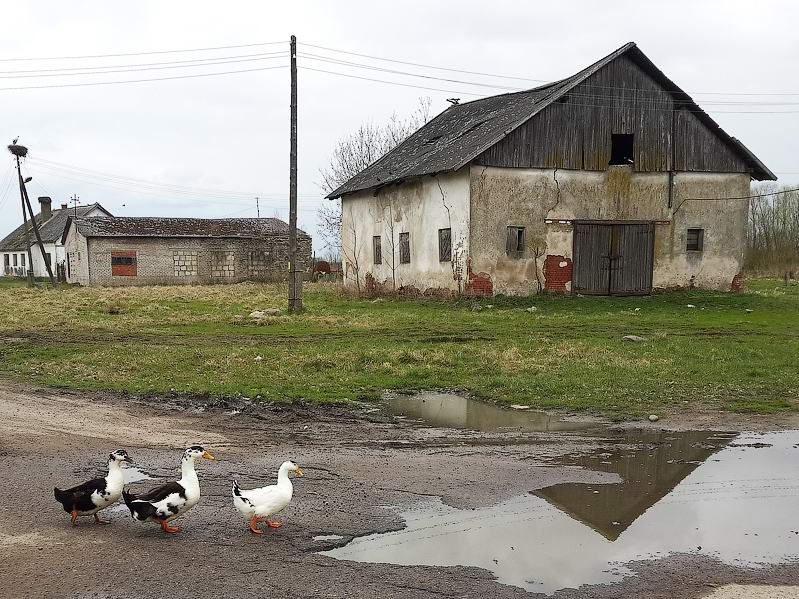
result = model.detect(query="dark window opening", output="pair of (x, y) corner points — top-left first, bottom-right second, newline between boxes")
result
(399, 232), (411, 264)
(506, 226), (525, 258)
(12, 254), (18, 267)
(111, 252), (138, 276)
(3, 254), (8, 268)
(66, 254), (71, 278)
(609, 133), (634, 166)
(372, 235), (382, 265)
(438, 228), (452, 262)
(687, 228), (704, 252)
(20, 253), (26, 268)
(44, 253), (51, 266)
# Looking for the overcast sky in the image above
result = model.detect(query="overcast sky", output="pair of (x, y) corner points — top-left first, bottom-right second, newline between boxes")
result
(1, 0), (797, 253)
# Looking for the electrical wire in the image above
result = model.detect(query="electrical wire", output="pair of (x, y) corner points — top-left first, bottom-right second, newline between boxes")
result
(298, 66), (486, 97)
(0, 41), (288, 62)
(28, 157), (320, 199)
(0, 53), (289, 78)
(0, 65), (287, 91)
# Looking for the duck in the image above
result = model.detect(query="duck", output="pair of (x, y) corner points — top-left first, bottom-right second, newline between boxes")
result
(122, 445), (214, 533)
(232, 460), (304, 535)
(54, 449), (133, 526)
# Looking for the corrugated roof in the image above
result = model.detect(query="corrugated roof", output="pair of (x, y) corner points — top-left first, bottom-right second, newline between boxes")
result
(66, 216), (309, 241)
(327, 42), (774, 198)
(0, 203), (110, 251)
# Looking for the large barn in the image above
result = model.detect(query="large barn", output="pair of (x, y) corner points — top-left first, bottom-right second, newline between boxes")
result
(62, 216), (311, 286)
(328, 42), (775, 296)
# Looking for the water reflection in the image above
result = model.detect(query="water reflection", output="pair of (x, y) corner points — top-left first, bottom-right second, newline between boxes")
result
(385, 393), (594, 433)
(322, 430), (799, 594)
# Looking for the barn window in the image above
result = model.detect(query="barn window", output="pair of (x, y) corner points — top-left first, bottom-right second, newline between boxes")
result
(609, 134), (634, 166)
(373, 235), (382, 265)
(111, 251), (137, 276)
(399, 232), (411, 264)
(506, 226), (525, 258)
(687, 228), (704, 252)
(438, 228), (452, 262)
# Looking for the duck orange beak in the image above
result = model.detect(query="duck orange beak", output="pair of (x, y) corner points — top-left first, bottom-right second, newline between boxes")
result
(295, 467), (304, 477)
(202, 451), (215, 461)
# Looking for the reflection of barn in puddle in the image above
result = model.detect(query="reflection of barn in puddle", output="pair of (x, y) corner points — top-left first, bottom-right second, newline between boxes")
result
(386, 393), (593, 433)
(534, 430), (736, 540)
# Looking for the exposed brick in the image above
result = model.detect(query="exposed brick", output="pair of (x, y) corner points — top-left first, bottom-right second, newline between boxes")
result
(543, 255), (573, 293)
(464, 257), (493, 297)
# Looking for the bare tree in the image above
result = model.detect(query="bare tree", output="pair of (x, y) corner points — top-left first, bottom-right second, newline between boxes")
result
(746, 183), (799, 276)
(317, 98), (432, 256)
(341, 205), (362, 294)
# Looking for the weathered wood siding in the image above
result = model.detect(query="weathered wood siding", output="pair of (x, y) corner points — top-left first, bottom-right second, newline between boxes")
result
(476, 54), (749, 174)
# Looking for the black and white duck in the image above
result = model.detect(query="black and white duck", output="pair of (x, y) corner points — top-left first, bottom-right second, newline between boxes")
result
(54, 449), (134, 526)
(122, 446), (214, 533)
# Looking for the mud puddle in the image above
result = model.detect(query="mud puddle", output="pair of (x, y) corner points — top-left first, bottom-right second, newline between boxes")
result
(322, 430), (799, 594)
(385, 392), (597, 433)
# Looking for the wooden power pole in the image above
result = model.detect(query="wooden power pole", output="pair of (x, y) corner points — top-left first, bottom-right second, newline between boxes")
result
(8, 142), (55, 286)
(287, 34), (303, 311)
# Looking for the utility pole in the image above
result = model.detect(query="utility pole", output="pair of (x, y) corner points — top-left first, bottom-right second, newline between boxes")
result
(8, 141), (56, 286)
(287, 34), (303, 311)
(255, 196), (260, 218)
(70, 194), (79, 218)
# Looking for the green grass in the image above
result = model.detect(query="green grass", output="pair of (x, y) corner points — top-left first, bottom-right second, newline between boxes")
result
(0, 279), (797, 417)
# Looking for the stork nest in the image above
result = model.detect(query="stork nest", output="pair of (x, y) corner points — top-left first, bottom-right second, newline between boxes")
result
(7, 144), (28, 157)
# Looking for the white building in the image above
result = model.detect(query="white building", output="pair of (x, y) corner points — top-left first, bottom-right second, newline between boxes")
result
(327, 42), (774, 296)
(0, 197), (111, 279)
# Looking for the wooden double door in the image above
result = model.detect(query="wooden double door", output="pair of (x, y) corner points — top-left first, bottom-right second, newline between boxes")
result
(572, 221), (655, 296)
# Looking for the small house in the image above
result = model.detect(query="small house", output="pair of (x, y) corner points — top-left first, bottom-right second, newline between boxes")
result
(0, 198), (111, 278)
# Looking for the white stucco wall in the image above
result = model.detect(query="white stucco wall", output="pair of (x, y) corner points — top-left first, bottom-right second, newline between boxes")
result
(339, 167), (471, 292)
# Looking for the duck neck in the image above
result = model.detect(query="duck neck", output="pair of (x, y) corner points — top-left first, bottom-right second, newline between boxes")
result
(180, 457), (198, 484)
(106, 459), (124, 490)
(277, 464), (293, 488)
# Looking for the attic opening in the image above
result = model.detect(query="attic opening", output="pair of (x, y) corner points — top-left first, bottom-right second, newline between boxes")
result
(609, 134), (634, 166)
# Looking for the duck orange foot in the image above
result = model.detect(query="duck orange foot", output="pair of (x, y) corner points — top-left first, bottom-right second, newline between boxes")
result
(265, 520), (283, 528)
(70, 510), (79, 526)
(248, 516), (263, 535)
(159, 519), (179, 533)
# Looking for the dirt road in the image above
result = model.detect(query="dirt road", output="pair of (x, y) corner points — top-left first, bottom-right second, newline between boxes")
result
(1, 382), (797, 598)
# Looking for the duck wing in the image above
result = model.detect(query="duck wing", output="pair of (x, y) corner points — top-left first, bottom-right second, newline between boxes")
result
(54, 476), (107, 513)
(125, 481), (187, 521)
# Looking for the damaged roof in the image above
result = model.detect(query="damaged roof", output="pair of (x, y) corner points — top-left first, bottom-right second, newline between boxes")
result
(64, 216), (309, 242)
(327, 42), (775, 198)
(0, 203), (109, 251)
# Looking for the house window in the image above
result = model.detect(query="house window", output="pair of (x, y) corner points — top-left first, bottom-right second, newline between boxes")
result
(20, 253), (25, 268)
(111, 251), (138, 276)
(609, 133), (634, 166)
(438, 228), (452, 262)
(373, 235), (382, 265)
(12, 254), (18, 267)
(3, 254), (8, 271)
(399, 232), (411, 264)
(506, 226), (525, 258)
(44, 253), (51, 266)
(687, 228), (704, 252)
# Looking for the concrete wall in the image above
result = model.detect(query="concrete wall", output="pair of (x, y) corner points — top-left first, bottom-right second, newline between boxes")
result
(469, 165), (750, 294)
(340, 168), (470, 293)
(64, 229), (312, 287)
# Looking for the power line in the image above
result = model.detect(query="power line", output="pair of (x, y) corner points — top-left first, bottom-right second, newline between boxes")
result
(301, 41), (799, 98)
(298, 66), (486, 97)
(28, 157), (320, 199)
(0, 41), (287, 62)
(0, 64), (287, 91)
(0, 51), (288, 76)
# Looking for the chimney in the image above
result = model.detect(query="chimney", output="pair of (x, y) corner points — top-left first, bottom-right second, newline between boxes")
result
(38, 197), (52, 221)
(61, 203), (67, 210)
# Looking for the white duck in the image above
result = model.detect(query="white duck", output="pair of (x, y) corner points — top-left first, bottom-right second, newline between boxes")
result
(123, 445), (214, 533)
(232, 460), (304, 534)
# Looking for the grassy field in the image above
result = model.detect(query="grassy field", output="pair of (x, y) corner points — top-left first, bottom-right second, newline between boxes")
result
(0, 277), (797, 417)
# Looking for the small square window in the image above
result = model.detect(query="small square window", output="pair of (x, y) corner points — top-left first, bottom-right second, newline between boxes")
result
(609, 133), (634, 166)
(111, 251), (138, 276)
(687, 228), (704, 252)
(438, 228), (452, 262)
(399, 232), (411, 264)
(372, 235), (382, 265)
(506, 226), (525, 258)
